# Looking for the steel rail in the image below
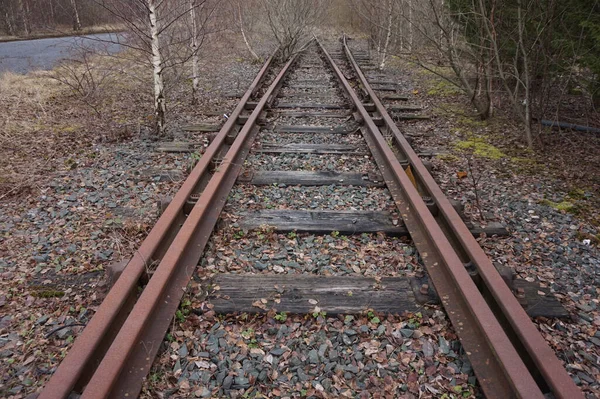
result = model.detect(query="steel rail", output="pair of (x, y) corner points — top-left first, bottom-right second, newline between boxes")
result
(39, 53), (279, 399)
(77, 52), (299, 399)
(316, 39), (551, 398)
(341, 36), (582, 399)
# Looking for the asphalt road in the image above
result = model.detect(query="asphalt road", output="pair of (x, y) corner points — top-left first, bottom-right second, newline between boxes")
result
(0, 33), (122, 75)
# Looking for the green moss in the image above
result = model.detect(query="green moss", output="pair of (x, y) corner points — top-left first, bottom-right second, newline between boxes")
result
(454, 138), (506, 159)
(417, 65), (454, 77)
(436, 153), (460, 162)
(568, 188), (586, 200)
(456, 114), (487, 128)
(569, 86), (584, 95)
(59, 124), (82, 133)
(511, 157), (536, 164)
(539, 199), (576, 213)
(32, 289), (65, 298)
(426, 79), (462, 97)
(435, 102), (465, 116)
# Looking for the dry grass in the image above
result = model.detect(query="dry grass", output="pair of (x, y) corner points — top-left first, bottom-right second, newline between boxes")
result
(0, 71), (65, 198)
(0, 29), (275, 201)
(0, 51), (151, 200)
(0, 24), (127, 43)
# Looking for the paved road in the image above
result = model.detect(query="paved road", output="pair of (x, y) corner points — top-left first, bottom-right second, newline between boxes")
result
(0, 33), (122, 74)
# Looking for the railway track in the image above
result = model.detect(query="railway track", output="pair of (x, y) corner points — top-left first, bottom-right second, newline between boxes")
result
(38, 39), (583, 398)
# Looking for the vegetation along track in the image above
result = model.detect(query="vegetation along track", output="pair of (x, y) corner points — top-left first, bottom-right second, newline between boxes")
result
(37, 39), (583, 399)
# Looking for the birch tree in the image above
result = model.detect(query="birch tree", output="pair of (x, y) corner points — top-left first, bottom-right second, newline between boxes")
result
(70, 0), (82, 31)
(17, 0), (29, 35)
(235, 0), (260, 62)
(147, 0), (166, 132)
(90, 0), (216, 134)
(379, 0), (393, 69)
(189, 0), (200, 104)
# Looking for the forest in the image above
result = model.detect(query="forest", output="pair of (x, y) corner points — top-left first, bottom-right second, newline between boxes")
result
(1, 0), (598, 144)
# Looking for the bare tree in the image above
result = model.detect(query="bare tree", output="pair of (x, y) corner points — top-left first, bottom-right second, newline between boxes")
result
(189, 0), (200, 104)
(379, 0), (394, 69)
(262, 0), (325, 60)
(90, 0), (216, 134)
(353, 0), (495, 119)
(235, 0), (260, 62)
(52, 40), (114, 116)
(70, 0), (82, 31)
(147, 0), (165, 131)
(17, 0), (30, 35)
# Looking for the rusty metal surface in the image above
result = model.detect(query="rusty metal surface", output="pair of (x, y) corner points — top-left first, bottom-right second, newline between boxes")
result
(78, 54), (299, 399)
(317, 39), (551, 399)
(38, 54), (277, 399)
(341, 36), (582, 399)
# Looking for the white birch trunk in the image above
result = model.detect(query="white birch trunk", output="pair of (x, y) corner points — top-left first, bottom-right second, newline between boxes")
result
(379, 0), (394, 70)
(238, 2), (260, 62)
(48, 0), (55, 27)
(70, 0), (81, 31)
(148, 0), (166, 133)
(18, 0), (29, 35)
(408, 0), (413, 52)
(6, 12), (15, 36)
(517, 0), (532, 147)
(189, 0), (199, 105)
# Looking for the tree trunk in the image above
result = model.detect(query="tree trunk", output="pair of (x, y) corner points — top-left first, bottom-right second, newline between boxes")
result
(408, 0), (413, 52)
(238, 2), (260, 62)
(49, 0), (56, 27)
(484, 50), (494, 118)
(379, 0), (393, 70)
(189, 0), (199, 105)
(5, 12), (15, 36)
(70, 0), (81, 31)
(517, 0), (532, 147)
(148, 0), (166, 134)
(18, 0), (29, 36)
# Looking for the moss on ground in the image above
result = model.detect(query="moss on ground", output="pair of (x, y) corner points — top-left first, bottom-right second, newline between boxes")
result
(31, 289), (65, 298)
(568, 188), (587, 200)
(436, 153), (460, 162)
(455, 114), (487, 128)
(539, 199), (578, 213)
(454, 137), (506, 159)
(427, 79), (462, 97)
(511, 157), (537, 164)
(59, 124), (82, 133)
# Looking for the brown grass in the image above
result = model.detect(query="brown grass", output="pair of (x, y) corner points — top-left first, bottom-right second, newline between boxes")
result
(0, 24), (127, 43)
(0, 51), (151, 200)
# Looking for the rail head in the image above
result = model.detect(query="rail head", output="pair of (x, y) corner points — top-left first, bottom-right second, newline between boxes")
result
(340, 34), (582, 399)
(314, 37), (569, 399)
(38, 51), (280, 399)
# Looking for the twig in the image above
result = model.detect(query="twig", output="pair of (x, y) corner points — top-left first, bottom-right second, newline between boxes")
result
(45, 323), (87, 338)
(465, 155), (486, 221)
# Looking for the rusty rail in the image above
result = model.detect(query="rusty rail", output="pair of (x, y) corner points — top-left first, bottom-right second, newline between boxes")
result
(341, 35), (583, 399)
(39, 49), (299, 398)
(38, 37), (582, 399)
(317, 38), (583, 399)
